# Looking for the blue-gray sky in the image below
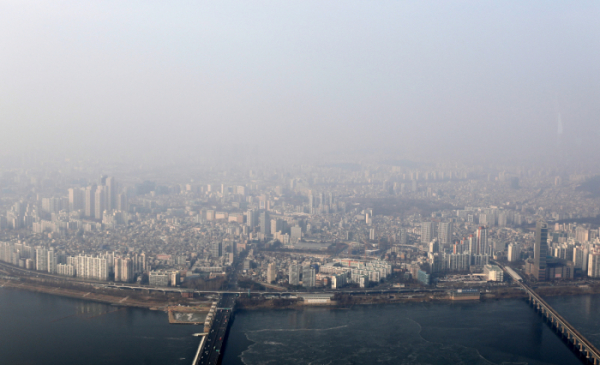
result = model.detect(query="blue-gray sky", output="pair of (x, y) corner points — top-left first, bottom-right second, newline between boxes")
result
(1, 1), (599, 164)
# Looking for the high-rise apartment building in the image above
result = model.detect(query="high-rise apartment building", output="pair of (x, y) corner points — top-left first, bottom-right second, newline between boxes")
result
(47, 248), (56, 274)
(94, 186), (105, 220)
(74, 255), (109, 281)
(246, 209), (258, 228)
(105, 176), (116, 212)
(576, 226), (589, 243)
(476, 226), (488, 255)
(259, 210), (270, 235)
(36, 247), (48, 272)
(288, 264), (300, 285)
(85, 185), (96, 218)
(507, 243), (520, 262)
(302, 265), (316, 287)
(588, 254), (600, 278)
(271, 218), (284, 235)
(421, 222), (435, 244)
(438, 222), (453, 245)
(68, 188), (84, 212)
(117, 193), (128, 212)
(267, 263), (277, 283)
(573, 246), (589, 271)
(533, 221), (548, 281)
(290, 226), (302, 243)
(211, 241), (222, 258)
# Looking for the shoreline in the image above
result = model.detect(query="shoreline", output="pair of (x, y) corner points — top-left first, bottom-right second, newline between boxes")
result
(3, 277), (600, 313)
(0, 279), (172, 310)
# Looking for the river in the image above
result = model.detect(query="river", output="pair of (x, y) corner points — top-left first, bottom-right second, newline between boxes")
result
(1, 286), (598, 365)
(0, 287), (198, 365)
(221, 297), (599, 365)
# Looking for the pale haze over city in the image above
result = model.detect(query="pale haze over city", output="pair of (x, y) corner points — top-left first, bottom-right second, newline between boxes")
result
(1, 2), (600, 365)
(2, 1), (599, 164)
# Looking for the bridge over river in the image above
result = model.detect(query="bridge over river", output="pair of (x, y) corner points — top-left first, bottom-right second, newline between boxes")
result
(498, 262), (600, 364)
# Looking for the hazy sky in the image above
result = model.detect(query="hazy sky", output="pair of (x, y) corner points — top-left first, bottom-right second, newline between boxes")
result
(1, 1), (599, 164)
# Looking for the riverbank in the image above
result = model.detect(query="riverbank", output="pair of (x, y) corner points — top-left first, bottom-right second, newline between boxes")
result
(0, 278), (174, 309)
(235, 284), (600, 310)
(5, 273), (600, 312)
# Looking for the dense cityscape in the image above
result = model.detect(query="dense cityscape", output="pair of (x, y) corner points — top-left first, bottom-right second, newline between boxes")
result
(1, 160), (600, 297)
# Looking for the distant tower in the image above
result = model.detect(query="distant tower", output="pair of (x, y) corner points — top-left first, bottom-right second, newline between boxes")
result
(533, 221), (548, 281)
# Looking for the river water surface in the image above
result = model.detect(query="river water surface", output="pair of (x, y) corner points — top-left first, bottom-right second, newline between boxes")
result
(2, 286), (599, 365)
(222, 297), (598, 365)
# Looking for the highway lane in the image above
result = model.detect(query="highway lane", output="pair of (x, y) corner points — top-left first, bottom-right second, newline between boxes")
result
(196, 294), (236, 365)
